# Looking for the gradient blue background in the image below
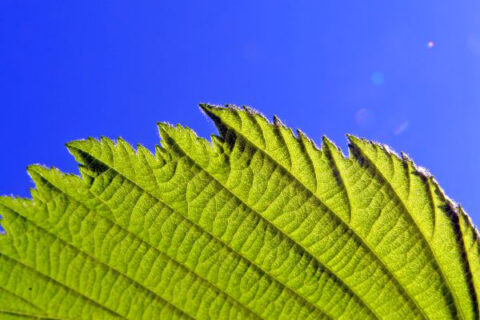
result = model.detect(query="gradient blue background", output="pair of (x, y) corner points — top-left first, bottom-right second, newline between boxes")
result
(1, 1), (479, 229)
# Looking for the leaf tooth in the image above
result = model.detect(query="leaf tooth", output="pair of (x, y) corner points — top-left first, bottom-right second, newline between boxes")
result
(296, 129), (320, 152)
(347, 133), (475, 319)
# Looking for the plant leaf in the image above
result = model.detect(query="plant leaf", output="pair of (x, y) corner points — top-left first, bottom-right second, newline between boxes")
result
(0, 105), (478, 319)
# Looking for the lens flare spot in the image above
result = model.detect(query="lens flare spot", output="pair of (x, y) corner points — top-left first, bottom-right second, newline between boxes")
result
(355, 108), (368, 124)
(371, 72), (384, 86)
(394, 121), (409, 135)
(427, 41), (435, 48)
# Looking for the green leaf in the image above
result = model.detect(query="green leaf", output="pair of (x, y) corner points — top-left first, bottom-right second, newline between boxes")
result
(0, 105), (478, 319)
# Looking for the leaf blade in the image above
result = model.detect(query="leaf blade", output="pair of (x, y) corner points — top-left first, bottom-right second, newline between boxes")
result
(0, 104), (478, 319)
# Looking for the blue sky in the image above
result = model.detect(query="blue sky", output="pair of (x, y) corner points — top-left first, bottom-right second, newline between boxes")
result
(0, 1), (479, 227)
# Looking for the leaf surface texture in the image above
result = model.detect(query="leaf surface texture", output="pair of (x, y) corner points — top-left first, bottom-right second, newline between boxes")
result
(0, 105), (478, 319)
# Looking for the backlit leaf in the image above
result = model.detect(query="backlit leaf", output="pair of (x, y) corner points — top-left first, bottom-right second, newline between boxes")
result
(0, 105), (478, 319)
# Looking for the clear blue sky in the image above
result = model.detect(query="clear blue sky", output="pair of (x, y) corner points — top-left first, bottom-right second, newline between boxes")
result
(1, 1), (479, 228)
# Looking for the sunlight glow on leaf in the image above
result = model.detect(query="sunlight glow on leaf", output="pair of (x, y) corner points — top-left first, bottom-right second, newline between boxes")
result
(0, 105), (478, 319)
